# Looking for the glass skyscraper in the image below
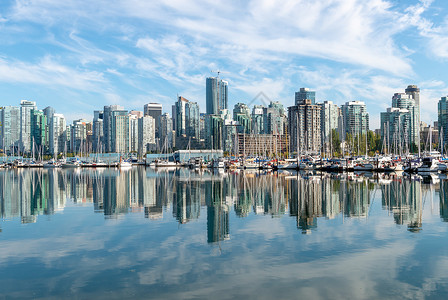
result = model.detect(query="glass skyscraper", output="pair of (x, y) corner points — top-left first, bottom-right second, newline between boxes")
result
(206, 77), (228, 115)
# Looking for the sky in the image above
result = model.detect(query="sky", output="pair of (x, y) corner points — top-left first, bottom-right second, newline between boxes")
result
(0, 0), (448, 129)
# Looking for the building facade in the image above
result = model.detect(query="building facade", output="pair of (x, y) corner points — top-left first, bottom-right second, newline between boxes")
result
(206, 77), (228, 115)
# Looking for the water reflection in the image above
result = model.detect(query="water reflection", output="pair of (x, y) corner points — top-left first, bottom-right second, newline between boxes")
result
(0, 169), (446, 239)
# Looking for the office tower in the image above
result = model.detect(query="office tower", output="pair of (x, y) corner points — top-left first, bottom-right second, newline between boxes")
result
(288, 99), (322, 154)
(138, 115), (155, 155)
(103, 105), (124, 153)
(0, 106), (20, 154)
(144, 103), (162, 138)
(30, 110), (47, 153)
(43, 106), (55, 150)
(319, 101), (340, 153)
(295, 88), (316, 105)
(49, 113), (66, 155)
(206, 77), (228, 115)
(341, 101), (369, 139)
(93, 110), (103, 152)
(438, 96), (448, 149)
(20, 100), (37, 153)
(129, 114), (139, 153)
(111, 111), (129, 153)
(159, 113), (173, 149)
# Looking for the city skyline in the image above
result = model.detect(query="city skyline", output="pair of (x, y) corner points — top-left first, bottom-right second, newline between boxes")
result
(1, 0), (448, 129)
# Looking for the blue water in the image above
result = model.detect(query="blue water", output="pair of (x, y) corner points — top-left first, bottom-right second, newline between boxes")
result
(0, 168), (447, 299)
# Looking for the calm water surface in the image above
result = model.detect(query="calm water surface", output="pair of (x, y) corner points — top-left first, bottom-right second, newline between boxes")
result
(0, 167), (448, 299)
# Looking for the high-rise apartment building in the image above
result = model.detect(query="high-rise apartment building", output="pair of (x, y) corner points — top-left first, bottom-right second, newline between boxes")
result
(103, 105), (124, 153)
(438, 96), (448, 149)
(129, 114), (139, 153)
(111, 111), (129, 153)
(159, 113), (173, 149)
(0, 106), (20, 154)
(391, 92), (419, 147)
(49, 113), (66, 155)
(93, 110), (103, 152)
(138, 115), (156, 155)
(30, 110), (47, 153)
(288, 99), (322, 154)
(144, 103), (162, 138)
(206, 77), (228, 115)
(341, 101), (369, 139)
(295, 88), (316, 105)
(20, 100), (37, 153)
(319, 101), (340, 153)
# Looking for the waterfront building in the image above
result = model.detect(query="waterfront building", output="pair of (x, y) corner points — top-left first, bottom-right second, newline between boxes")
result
(380, 108), (412, 154)
(144, 103), (162, 138)
(380, 89), (420, 153)
(205, 114), (223, 150)
(264, 101), (286, 135)
(159, 113), (173, 149)
(251, 105), (265, 134)
(295, 88), (316, 105)
(129, 114), (139, 153)
(341, 101), (369, 139)
(237, 133), (288, 157)
(0, 106), (20, 154)
(206, 77), (228, 115)
(111, 111), (130, 154)
(20, 100), (37, 153)
(138, 115), (156, 155)
(319, 101), (340, 155)
(438, 96), (448, 149)
(92, 110), (103, 152)
(49, 113), (66, 155)
(103, 105), (124, 153)
(30, 110), (47, 153)
(288, 99), (322, 154)
(70, 119), (88, 154)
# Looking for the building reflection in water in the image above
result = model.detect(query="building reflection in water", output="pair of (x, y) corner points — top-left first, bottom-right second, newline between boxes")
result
(439, 179), (448, 223)
(0, 169), (442, 237)
(381, 177), (423, 232)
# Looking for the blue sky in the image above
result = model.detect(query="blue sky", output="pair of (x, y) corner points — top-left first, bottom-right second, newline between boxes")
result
(0, 0), (447, 129)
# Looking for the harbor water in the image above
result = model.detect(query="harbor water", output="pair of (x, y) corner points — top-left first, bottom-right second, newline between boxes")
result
(0, 167), (447, 299)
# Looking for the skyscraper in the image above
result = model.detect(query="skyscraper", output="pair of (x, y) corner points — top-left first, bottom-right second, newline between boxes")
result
(206, 77), (228, 115)
(103, 105), (124, 153)
(20, 100), (37, 153)
(438, 96), (448, 149)
(159, 113), (173, 149)
(138, 115), (155, 155)
(144, 103), (162, 138)
(295, 88), (316, 105)
(49, 113), (66, 155)
(30, 110), (47, 153)
(93, 110), (103, 152)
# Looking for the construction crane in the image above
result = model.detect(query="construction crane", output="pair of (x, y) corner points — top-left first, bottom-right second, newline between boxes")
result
(210, 70), (228, 78)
